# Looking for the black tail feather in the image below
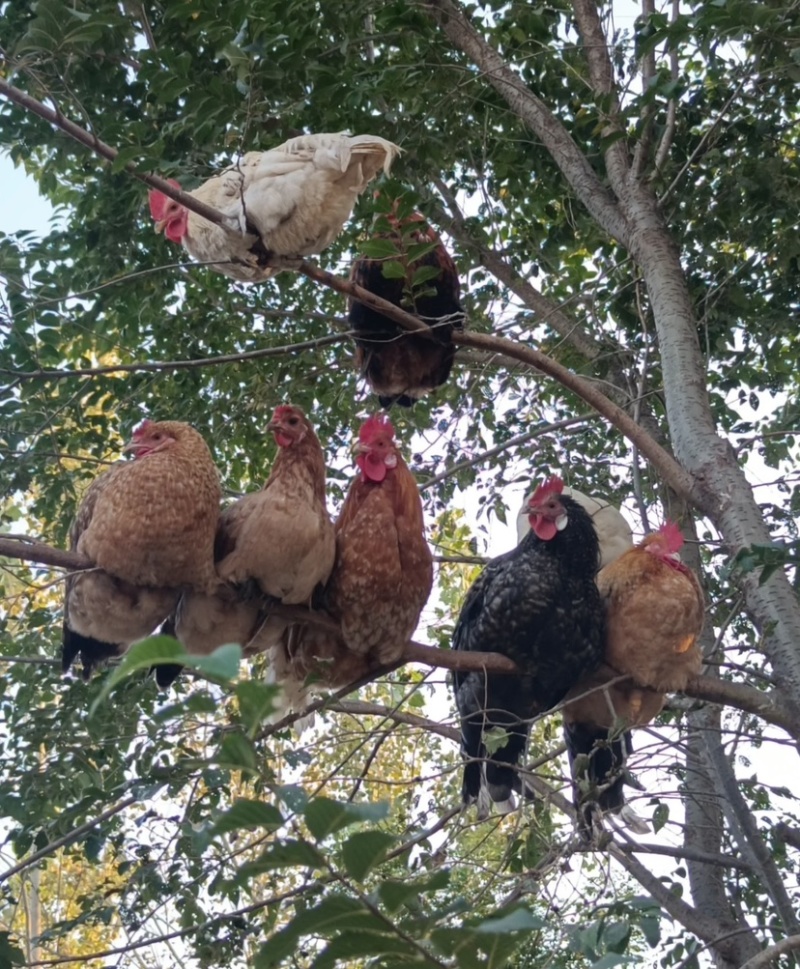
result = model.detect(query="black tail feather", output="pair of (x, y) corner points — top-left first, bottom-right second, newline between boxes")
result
(564, 720), (631, 838)
(61, 623), (121, 680)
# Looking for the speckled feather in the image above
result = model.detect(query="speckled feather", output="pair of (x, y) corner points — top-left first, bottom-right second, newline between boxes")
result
(268, 425), (433, 715)
(452, 495), (605, 807)
(326, 449), (433, 663)
(63, 421), (221, 676)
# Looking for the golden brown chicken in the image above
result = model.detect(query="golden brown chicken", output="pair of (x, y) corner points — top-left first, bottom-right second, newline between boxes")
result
(176, 405), (335, 658)
(349, 207), (464, 407)
(63, 420), (221, 678)
(563, 521), (705, 835)
(269, 414), (433, 713)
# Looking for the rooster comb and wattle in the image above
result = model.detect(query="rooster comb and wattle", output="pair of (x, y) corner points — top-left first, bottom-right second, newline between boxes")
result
(359, 414), (395, 443)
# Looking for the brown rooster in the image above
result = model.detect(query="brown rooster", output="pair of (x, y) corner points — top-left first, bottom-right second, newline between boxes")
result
(563, 521), (705, 835)
(349, 205), (464, 407)
(176, 405), (335, 659)
(269, 413), (433, 713)
(148, 132), (400, 281)
(63, 420), (221, 679)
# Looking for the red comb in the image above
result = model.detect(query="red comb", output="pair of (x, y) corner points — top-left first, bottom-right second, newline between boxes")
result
(530, 475), (564, 504)
(148, 179), (182, 220)
(359, 414), (395, 442)
(132, 419), (153, 438)
(272, 404), (300, 420)
(658, 520), (684, 553)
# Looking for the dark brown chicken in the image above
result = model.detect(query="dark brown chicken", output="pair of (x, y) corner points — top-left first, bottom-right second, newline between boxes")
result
(349, 207), (464, 407)
(62, 420), (221, 678)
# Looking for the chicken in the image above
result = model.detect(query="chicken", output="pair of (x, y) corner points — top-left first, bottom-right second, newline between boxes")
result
(175, 405), (335, 658)
(517, 486), (633, 569)
(268, 413), (433, 713)
(452, 476), (605, 817)
(148, 132), (401, 281)
(349, 206), (464, 407)
(63, 420), (221, 679)
(563, 521), (705, 836)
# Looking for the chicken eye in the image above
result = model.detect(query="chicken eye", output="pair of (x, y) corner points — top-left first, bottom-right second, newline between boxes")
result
(288, 417), (299, 425)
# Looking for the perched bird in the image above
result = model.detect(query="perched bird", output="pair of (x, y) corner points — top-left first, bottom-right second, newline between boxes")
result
(269, 413), (433, 713)
(563, 521), (705, 836)
(517, 486), (633, 570)
(176, 405), (335, 659)
(148, 132), (400, 281)
(63, 420), (221, 680)
(348, 205), (464, 407)
(452, 475), (605, 817)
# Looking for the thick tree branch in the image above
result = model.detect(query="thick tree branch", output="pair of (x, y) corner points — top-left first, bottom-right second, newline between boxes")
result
(4, 534), (799, 735)
(570, 0), (631, 191)
(422, 0), (628, 244)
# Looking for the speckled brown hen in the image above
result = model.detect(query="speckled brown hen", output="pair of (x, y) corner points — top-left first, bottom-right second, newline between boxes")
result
(268, 414), (432, 714)
(563, 521), (705, 836)
(175, 405), (335, 661)
(63, 420), (221, 679)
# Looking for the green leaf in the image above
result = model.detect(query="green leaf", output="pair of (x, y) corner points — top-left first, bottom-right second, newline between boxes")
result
(380, 260), (408, 280)
(341, 830), (395, 881)
(237, 840), (324, 881)
(89, 638), (241, 716)
(215, 731), (258, 772)
(304, 797), (389, 840)
(411, 265), (443, 288)
(0, 931), (25, 968)
(360, 238), (399, 259)
(475, 908), (546, 933)
(212, 799), (284, 835)
(235, 680), (280, 736)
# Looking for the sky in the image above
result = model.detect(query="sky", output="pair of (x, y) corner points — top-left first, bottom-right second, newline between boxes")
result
(1, 155), (55, 234)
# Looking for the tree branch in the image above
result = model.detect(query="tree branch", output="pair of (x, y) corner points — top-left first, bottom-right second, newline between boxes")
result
(0, 333), (352, 381)
(740, 936), (800, 969)
(570, 0), (631, 191)
(0, 78), (236, 232)
(422, 0), (629, 243)
(0, 795), (137, 885)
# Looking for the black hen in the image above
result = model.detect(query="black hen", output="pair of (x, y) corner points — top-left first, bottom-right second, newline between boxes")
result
(348, 208), (464, 408)
(452, 476), (605, 817)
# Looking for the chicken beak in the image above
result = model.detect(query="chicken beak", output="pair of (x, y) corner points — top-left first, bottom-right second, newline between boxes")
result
(122, 438), (142, 455)
(352, 440), (370, 456)
(268, 419), (284, 435)
(153, 218), (167, 235)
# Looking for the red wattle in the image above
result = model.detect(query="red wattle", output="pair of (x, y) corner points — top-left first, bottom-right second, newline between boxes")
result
(275, 433), (293, 448)
(357, 453), (387, 483)
(531, 516), (557, 541)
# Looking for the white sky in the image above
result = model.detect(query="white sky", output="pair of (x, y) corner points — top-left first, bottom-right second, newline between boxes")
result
(0, 156), (55, 234)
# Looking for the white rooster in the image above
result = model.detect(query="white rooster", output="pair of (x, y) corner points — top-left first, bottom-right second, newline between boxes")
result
(148, 131), (401, 281)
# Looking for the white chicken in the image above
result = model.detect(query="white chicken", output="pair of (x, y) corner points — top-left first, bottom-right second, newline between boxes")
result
(148, 131), (401, 281)
(516, 486), (633, 569)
